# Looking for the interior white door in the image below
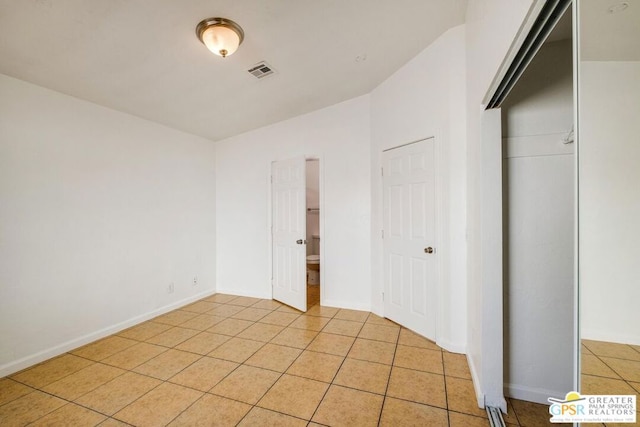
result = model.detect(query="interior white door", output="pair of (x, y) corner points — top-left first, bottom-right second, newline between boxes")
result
(271, 156), (307, 312)
(383, 138), (437, 340)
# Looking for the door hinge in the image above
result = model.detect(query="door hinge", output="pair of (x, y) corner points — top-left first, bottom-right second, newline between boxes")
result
(381, 167), (384, 176)
(270, 175), (273, 183)
(381, 229), (384, 239)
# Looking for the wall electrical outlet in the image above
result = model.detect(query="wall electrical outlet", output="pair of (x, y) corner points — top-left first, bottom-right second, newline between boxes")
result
(192, 276), (198, 286)
(168, 282), (175, 294)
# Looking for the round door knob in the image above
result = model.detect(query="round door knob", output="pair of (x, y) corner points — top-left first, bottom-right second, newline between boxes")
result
(424, 247), (434, 254)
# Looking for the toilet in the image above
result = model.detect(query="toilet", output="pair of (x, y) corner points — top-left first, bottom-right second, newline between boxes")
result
(306, 234), (320, 285)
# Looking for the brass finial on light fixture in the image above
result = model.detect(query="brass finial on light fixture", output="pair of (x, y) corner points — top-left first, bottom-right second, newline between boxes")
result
(196, 17), (244, 58)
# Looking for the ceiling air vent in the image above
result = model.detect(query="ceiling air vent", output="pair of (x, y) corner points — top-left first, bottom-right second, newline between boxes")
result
(248, 61), (275, 79)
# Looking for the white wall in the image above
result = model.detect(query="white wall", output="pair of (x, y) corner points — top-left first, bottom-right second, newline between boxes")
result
(465, 0), (537, 409)
(501, 40), (575, 403)
(580, 61), (640, 345)
(0, 74), (217, 376)
(370, 25), (467, 353)
(215, 95), (371, 310)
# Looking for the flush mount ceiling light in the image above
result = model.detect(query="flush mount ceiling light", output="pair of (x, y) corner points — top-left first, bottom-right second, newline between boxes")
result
(196, 17), (244, 58)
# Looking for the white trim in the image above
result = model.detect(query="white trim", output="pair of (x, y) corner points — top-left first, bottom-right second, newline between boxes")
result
(321, 299), (371, 312)
(482, 0), (549, 106)
(437, 339), (466, 355)
(468, 353), (486, 409)
(215, 287), (272, 300)
(0, 289), (216, 377)
(505, 383), (565, 405)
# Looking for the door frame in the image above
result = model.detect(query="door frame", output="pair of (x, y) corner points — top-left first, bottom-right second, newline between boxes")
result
(267, 155), (324, 307)
(381, 136), (444, 345)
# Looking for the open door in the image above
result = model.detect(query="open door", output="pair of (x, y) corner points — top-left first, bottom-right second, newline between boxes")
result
(271, 156), (307, 312)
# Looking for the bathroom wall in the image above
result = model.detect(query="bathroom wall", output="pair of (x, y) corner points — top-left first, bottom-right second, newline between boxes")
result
(0, 74), (217, 376)
(306, 159), (320, 256)
(215, 95), (371, 310)
(501, 39), (575, 404)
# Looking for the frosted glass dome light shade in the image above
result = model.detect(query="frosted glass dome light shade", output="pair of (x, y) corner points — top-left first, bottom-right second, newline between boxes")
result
(196, 18), (244, 58)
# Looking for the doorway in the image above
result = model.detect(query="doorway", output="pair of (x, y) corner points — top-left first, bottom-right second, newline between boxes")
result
(382, 138), (438, 341)
(305, 159), (321, 308)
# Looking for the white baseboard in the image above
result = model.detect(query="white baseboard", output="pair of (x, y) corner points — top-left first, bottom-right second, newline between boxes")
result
(215, 286), (272, 300)
(505, 383), (564, 405)
(467, 353), (486, 409)
(581, 329), (640, 346)
(0, 289), (216, 378)
(436, 339), (466, 354)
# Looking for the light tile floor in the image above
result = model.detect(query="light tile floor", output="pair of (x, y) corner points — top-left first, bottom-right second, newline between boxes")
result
(1, 291), (563, 426)
(580, 339), (640, 427)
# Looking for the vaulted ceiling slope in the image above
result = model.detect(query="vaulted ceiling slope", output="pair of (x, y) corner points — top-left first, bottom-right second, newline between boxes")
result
(0, 0), (468, 141)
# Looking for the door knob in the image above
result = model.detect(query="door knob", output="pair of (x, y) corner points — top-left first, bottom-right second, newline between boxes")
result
(296, 239), (306, 245)
(424, 247), (434, 254)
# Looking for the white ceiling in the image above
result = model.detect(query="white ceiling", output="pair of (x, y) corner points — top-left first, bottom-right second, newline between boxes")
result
(0, 0), (468, 141)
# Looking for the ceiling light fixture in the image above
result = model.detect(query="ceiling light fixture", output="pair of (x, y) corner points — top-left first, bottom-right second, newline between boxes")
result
(196, 17), (244, 58)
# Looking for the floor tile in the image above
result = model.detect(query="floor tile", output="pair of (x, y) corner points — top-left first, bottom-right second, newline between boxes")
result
(167, 393), (251, 426)
(10, 354), (94, 388)
(237, 407), (307, 427)
(448, 411), (490, 427)
(398, 328), (441, 350)
(312, 384), (383, 427)
(232, 307), (272, 322)
(358, 323), (400, 343)
(210, 365), (280, 404)
(71, 336), (138, 361)
(510, 398), (559, 427)
(174, 331), (230, 355)
(270, 327), (318, 349)
(394, 344), (443, 374)
(582, 353), (621, 379)
(30, 402), (106, 426)
(502, 398), (521, 426)
(179, 314), (226, 331)
(630, 381), (640, 394)
(323, 318), (363, 337)
(387, 367), (446, 408)
(114, 382), (202, 427)
(181, 300), (219, 314)
(259, 311), (300, 327)
(286, 350), (344, 382)
(133, 349), (201, 380)
(251, 299), (284, 310)
(75, 371), (162, 415)
(206, 318), (254, 336)
(257, 374), (329, 419)
(98, 418), (131, 427)
(333, 358), (391, 394)
(581, 374), (638, 395)
(582, 340), (640, 361)
(446, 376), (488, 418)
(208, 304), (245, 318)
(244, 343), (302, 372)
(289, 315), (331, 331)
(116, 321), (172, 341)
(204, 293), (238, 303)
(305, 305), (339, 318)
(42, 362), (125, 401)
(600, 357), (640, 382)
(276, 304), (302, 314)
(101, 342), (167, 370)
(0, 390), (66, 426)
(443, 351), (472, 380)
(366, 313), (400, 328)
(208, 337), (265, 363)
(307, 332), (356, 357)
(169, 356), (237, 391)
(348, 338), (395, 364)
(379, 396), (448, 426)
(145, 326), (200, 347)
(334, 308), (370, 322)
(228, 296), (263, 307)
(236, 322), (284, 342)
(0, 378), (34, 406)
(153, 310), (198, 326)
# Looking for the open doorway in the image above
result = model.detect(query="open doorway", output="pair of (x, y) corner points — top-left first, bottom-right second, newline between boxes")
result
(305, 159), (321, 308)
